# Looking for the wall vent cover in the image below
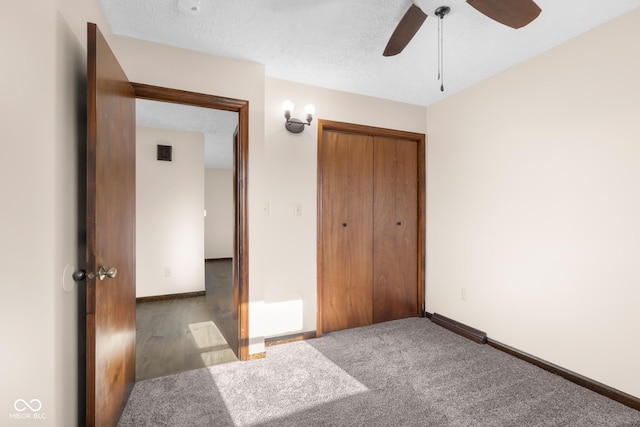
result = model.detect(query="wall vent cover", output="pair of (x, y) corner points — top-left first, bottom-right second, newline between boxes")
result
(157, 144), (173, 161)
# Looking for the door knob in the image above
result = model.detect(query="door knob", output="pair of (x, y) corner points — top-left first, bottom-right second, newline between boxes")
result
(72, 265), (117, 281)
(97, 265), (117, 280)
(72, 270), (89, 281)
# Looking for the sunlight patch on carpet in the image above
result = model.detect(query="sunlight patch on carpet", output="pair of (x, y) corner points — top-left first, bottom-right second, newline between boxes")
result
(206, 340), (369, 426)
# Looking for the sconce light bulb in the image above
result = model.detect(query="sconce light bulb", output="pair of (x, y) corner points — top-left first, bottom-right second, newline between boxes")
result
(282, 100), (295, 113)
(304, 104), (316, 115)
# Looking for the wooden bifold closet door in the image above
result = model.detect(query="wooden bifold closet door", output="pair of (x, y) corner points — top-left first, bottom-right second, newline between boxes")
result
(321, 131), (374, 332)
(373, 137), (418, 324)
(318, 121), (425, 335)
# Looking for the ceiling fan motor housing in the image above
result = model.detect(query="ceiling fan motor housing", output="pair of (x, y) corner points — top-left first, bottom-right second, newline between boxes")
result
(435, 6), (451, 18)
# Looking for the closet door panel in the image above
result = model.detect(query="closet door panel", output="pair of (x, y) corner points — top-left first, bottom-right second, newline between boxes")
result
(321, 131), (374, 332)
(373, 137), (418, 323)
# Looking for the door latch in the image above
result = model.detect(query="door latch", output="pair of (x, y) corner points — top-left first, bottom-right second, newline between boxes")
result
(72, 265), (117, 281)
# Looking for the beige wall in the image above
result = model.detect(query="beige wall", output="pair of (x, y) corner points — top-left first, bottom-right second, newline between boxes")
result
(426, 8), (640, 398)
(136, 127), (205, 298)
(1, 2), (58, 425)
(262, 77), (427, 337)
(205, 168), (234, 259)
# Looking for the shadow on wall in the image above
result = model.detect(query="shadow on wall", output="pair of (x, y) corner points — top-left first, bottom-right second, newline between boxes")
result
(56, 12), (88, 425)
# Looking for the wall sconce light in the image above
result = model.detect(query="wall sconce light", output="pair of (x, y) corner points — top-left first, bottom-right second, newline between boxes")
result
(283, 101), (315, 134)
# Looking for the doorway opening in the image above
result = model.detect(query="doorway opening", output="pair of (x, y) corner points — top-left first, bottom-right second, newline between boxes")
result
(134, 97), (241, 379)
(132, 83), (249, 376)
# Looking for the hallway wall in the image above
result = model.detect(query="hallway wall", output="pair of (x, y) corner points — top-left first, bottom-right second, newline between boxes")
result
(136, 127), (205, 297)
(204, 168), (234, 259)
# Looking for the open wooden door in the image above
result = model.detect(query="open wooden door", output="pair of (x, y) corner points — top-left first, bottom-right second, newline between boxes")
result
(86, 23), (136, 427)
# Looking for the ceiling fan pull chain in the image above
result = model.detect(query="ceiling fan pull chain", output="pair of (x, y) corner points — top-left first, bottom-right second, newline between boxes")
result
(434, 5), (450, 92)
(440, 12), (445, 92)
(437, 15), (441, 81)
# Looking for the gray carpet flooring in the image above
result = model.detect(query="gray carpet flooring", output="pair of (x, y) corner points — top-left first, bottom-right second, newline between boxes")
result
(118, 318), (640, 426)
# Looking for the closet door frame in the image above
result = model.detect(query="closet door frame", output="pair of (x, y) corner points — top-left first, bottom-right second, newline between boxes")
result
(316, 120), (426, 337)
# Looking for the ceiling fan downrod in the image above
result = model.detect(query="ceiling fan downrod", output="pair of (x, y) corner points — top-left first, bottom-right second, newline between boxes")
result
(435, 6), (450, 92)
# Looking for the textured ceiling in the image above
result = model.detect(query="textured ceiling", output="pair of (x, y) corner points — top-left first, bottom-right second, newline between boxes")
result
(101, 0), (640, 106)
(117, 1), (640, 168)
(136, 99), (237, 169)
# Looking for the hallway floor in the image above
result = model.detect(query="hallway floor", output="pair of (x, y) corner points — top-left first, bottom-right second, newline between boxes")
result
(136, 259), (238, 380)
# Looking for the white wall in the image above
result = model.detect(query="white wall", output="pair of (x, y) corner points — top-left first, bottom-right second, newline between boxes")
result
(205, 168), (234, 259)
(426, 8), (640, 398)
(136, 127), (205, 297)
(262, 77), (427, 337)
(1, 2), (56, 426)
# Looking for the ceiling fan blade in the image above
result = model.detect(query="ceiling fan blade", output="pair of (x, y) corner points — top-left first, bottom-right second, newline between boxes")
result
(383, 4), (428, 57)
(466, 0), (541, 29)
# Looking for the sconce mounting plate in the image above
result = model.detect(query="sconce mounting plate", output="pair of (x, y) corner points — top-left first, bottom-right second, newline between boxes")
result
(285, 118), (307, 134)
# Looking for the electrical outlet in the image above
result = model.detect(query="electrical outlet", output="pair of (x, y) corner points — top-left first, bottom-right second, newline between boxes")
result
(164, 268), (171, 278)
(461, 288), (468, 301)
(263, 202), (270, 216)
(294, 203), (303, 217)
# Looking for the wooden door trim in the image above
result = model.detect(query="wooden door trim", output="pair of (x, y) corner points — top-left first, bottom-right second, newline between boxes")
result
(132, 83), (250, 360)
(316, 119), (426, 337)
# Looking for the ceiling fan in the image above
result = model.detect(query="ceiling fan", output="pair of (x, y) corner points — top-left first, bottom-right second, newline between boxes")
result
(383, 0), (542, 57)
